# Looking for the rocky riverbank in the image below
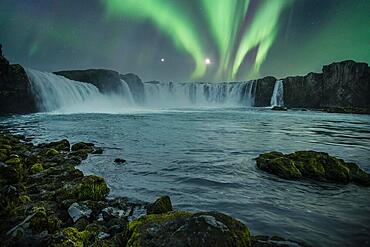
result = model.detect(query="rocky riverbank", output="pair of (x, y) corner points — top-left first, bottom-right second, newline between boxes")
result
(0, 132), (311, 247)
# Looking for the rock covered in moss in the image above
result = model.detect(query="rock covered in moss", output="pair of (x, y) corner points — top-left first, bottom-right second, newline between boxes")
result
(30, 163), (44, 174)
(71, 142), (94, 152)
(146, 196), (173, 215)
(256, 151), (370, 186)
(38, 139), (70, 152)
(58, 175), (110, 201)
(127, 211), (251, 247)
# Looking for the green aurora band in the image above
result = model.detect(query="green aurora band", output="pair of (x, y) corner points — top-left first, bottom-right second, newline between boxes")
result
(232, 0), (292, 79)
(201, 0), (249, 80)
(104, 0), (207, 79)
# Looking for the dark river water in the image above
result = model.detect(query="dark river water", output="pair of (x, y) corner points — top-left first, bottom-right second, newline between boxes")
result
(1, 108), (370, 246)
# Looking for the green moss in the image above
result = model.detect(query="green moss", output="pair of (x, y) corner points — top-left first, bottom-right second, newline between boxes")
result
(256, 154), (301, 179)
(147, 196), (173, 215)
(58, 175), (110, 201)
(346, 162), (370, 186)
(50, 227), (90, 247)
(19, 195), (31, 204)
(46, 148), (60, 157)
(129, 211), (192, 230)
(5, 157), (22, 165)
(0, 152), (8, 162)
(0, 144), (12, 151)
(30, 163), (44, 174)
(77, 176), (110, 201)
(29, 206), (62, 234)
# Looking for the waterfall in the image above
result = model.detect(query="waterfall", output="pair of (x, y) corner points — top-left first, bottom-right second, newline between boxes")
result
(142, 81), (256, 108)
(270, 80), (284, 107)
(26, 69), (134, 113)
(26, 68), (259, 113)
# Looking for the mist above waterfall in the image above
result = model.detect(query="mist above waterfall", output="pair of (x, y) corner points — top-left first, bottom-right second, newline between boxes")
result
(26, 69), (262, 114)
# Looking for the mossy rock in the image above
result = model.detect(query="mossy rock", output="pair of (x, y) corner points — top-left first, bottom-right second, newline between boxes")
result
(71, 142), (94, 153)
(30, 163), (44, 174)
(146, 196), (173, 215)
(49, 227), (91, 247)
(0, 185), (30, 217)
(346, 162), (370, 186)
(256, 153), (302, 179)
(256, 150), (370, 186)
(46, 148), (60, 158)
(127, 211), (251, 247)
(58, 176), (110, 201)
(40, 139), (70, 151)
(29, 205), (62, 234)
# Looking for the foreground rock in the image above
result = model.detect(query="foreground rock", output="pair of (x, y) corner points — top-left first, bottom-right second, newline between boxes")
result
(1, 132), (309, 246)
(256, 151), (370, 186)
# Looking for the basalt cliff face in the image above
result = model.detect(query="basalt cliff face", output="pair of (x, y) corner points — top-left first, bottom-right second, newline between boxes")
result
(0, 47), (369, 114)
(283, 61), (370, 110)
(0, 53), (36, 114)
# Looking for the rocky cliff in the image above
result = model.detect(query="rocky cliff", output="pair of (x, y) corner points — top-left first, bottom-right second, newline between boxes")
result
(54, 69), (122, 93)
(0, 52), (36, 114)
(281, 60), (370, 110)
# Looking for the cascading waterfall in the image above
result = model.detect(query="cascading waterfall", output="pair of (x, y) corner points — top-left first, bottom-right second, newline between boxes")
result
(26, 68), (258, 113)
(26, 69), (135, 113)
(143, 81), (256, 108)
(270, 80), (284, 107)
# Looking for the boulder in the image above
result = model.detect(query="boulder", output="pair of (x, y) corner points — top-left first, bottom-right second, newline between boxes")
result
(146, 196), (173, 215)
(256, 151), (370, 186)
(127, 211), (251, 247)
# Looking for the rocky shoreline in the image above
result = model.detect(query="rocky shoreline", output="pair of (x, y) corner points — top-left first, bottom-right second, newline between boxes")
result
(1, 131), (313, 247)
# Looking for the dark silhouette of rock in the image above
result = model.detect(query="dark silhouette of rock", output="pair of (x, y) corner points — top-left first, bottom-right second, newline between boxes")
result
(0, 51), (36, 114)
(54, 69), (123, 93)
(146, 196), (173, 215)
(282, 61), (370, 112)
(114, 158), (126, 164)
(283, 72), (323, 108)
(254, 76), (276, 107)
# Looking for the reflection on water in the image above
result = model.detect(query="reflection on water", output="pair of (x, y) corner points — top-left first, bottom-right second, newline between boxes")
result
(1, 108), (370, 247)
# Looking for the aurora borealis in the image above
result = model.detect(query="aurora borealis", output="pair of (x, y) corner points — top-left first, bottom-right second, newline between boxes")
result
(0, 0), (369, 81)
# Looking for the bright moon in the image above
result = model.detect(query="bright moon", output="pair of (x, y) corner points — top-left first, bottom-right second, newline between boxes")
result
(160, 58), (165, 62)
(205, 58), (211, 65)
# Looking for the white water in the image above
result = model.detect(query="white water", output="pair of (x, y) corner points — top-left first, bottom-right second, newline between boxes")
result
(143, 81), (256, 108)
(26, 69), (258, 113)
(27, 69), (135, 113)
(270, 80), (284, 107)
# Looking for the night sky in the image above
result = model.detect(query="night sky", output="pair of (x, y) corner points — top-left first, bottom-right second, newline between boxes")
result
(1, 0), (369, 82)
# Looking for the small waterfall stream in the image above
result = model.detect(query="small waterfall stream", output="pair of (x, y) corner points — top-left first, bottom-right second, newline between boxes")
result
(270, 80), (284, 107)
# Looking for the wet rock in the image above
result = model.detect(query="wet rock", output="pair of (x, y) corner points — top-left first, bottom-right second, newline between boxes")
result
(38, 139), (70, 152)
(68, 202), (93, 222)
(92, 147), (104, 154)
(251, 235), (311, 247)
(271, 106), (287, 111)
(146, 196), (173, 215)
(58, 175), (110, 201)
(127, 211), (251, 247)
(71, 142), (95, 152)
(0, 161), (20, 184)
(30, 163), (44, 174)
(114, 158), (126, 164)
(256, 151), (370, 186)
(45, 148), (59, 158)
